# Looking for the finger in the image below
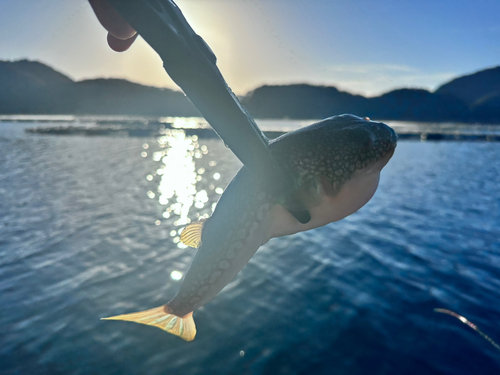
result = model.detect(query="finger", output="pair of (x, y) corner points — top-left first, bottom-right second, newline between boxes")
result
(107, 33), (139, 52)
(89, 0), (137, 40)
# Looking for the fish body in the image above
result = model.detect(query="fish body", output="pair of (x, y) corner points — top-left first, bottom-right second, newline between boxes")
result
(103, 114), (397, 340)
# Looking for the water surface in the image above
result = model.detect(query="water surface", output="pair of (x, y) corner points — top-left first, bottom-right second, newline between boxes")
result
(1, 119), (499, 374)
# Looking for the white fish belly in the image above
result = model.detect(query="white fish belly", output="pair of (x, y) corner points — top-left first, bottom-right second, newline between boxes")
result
(269, 157), (389, 239)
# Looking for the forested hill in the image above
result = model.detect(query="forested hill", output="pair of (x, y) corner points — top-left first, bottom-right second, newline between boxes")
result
(435, 66), (500, 123)
(1, 59), (499, 123)
(0, 60), (198, 116)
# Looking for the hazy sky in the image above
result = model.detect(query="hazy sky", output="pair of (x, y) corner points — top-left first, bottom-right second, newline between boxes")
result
(1, 0), (499, 96)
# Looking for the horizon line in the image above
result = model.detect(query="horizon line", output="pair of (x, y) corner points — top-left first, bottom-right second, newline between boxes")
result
(2, 57), (499, 99)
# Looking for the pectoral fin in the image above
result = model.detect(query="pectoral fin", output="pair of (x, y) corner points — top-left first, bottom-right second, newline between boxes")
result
(180, 219), (207, 248)
(280, 176), (330, 224)
(287, 209), (311, 224)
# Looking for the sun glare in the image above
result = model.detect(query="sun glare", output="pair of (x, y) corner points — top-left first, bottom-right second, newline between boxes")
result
(170, 270), (183, 280)
(155, 130), (198, 227)
(144, 128), (225, 248)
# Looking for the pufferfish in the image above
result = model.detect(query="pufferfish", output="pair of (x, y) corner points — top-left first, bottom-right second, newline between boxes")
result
(102, 114), (397, 341)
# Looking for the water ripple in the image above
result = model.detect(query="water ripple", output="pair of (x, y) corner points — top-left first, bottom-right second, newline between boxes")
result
(1, 122), (499, 374)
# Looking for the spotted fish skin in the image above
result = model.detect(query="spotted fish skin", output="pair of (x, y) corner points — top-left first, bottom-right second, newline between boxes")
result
(168, 174), (273, 316)
(102, 115), (397, 340)
(168, 114), (397, 316)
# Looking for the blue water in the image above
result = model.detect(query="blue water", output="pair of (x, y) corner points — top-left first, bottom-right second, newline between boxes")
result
(1, 120), (500, 374)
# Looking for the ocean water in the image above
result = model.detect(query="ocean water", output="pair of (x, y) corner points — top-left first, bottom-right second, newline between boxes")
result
(1, 119), (499, 375)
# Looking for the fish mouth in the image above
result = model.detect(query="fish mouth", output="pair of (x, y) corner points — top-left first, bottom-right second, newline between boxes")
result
(363, 121), (397, 174)
(377, 143), (396, 171)
(367, 117), (398, 153)
(379, 122), (397, 161)
(381, 124), (397, 168)
(384, 123), (398, 152)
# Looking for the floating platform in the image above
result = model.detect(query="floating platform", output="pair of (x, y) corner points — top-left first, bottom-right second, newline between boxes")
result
(21, 118), (500, 142)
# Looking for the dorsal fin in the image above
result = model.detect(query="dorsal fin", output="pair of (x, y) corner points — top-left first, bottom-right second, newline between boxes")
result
(180, 219), (207, 248)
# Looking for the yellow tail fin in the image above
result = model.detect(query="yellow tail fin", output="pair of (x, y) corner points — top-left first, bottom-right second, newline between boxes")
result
(101, 305), (196, 341)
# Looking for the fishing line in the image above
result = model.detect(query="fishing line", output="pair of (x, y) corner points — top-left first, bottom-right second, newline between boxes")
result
(434, 308), (500, 353)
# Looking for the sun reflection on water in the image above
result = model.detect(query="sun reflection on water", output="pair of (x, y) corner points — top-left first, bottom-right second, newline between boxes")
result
(155, 130), (198, 227)
(170, 270), (183, 280)
(143, 127), (225, 249)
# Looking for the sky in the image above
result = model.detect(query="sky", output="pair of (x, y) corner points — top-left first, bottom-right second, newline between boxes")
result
(0, 0), (499, 97)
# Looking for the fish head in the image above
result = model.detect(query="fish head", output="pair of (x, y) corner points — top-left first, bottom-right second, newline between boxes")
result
(309, 113), (395, 164)
(274, 113), (397, 191)
(269, 114), (397, 237)
(321, 114), (397, 176)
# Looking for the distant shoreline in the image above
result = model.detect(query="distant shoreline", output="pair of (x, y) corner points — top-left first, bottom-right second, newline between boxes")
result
(2, 115), (498, 142)
(2, 113), (500, 125)
(2, 60), (500, 123)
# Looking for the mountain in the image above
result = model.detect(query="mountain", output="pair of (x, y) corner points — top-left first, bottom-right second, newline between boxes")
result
(435, 66), (500, 122)
(242, 86), (470, 122)
(242, 84), (369, 119)
(0, 59), (72, 88)
(0, 60), (199, 116)
(365, 88), (470, 122)
(243, 67), (500, 122)
(0, 60), (73, 114)
(469, 92), (500, 123)
(70, 79), (198, 116)
(435, 66), (500, 106)
(1, 59), (499, 122)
